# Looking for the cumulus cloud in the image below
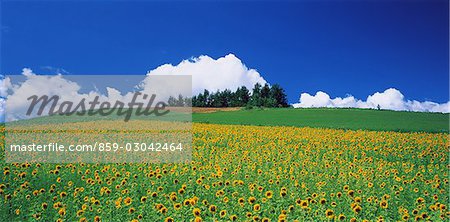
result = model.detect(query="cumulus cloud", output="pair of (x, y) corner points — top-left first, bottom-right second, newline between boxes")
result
(292, 88), (450, 113)
(2, 69), (124, 121)
(146, 54), (266, 95)
(1, 69), (186, 121)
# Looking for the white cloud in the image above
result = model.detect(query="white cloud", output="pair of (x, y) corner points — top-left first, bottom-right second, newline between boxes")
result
(0, 76), (12, 97)
(292, 88), (450, 113)
(294, 91), (360, 108)
(3, 68), (99, 121)
(1, 69), (148, 121)
(146, 54), (266, 95)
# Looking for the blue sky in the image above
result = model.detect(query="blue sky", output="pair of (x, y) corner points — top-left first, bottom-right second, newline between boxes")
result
(1, 0), (448, 104)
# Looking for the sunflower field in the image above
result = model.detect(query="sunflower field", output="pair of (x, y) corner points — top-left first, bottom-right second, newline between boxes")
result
(1, 123), (449, 221)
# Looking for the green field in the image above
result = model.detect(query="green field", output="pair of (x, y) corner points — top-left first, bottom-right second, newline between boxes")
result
(6, 107), (449, 133)
(193, 108), (450, 133)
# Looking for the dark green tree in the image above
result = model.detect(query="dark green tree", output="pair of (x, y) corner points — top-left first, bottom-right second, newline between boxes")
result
(203, 89), (210, 107)
(251, 83), (263, 107)
(168, 96), (177, 106)
(270, 84), (289, 107)
(176, 94), (185, 106)
(261, 83), (271, 99)
(190, 83), (289, 108)
(231, 86), (250, 107)
(184, 97), (192, 107)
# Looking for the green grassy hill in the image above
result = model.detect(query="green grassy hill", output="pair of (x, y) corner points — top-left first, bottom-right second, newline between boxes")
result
(193, 108), (450, 133)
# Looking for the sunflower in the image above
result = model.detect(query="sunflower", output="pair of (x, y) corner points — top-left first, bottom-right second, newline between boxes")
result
(421, 213), (428, 219)
(347, 190), (355, 197)
(300, 200), (308, 209)
(209, 205), (217, 213)
(164, 217), (174, 222)
(193, 208), (201, 217)
(380, 200), (388, 209)
(353, 205), (362, 214)
(123, 197), (132, 206)
(288, 205), (294, 212)
(325, 209), (334, 219)
(319, 198), (326, 205)
(58, 208), (66, 216)
(32, 213), (41, 220)
(416, 197), (424, 204)
(265, 191), (273, 199)
(402, 214), (409, 220)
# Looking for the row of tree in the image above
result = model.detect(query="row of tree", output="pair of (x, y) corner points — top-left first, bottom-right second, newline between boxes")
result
(190, 83), (289, 108)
